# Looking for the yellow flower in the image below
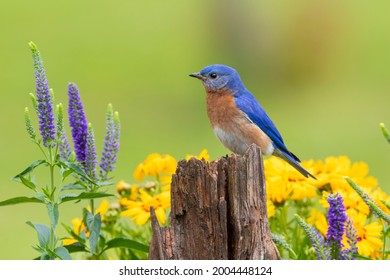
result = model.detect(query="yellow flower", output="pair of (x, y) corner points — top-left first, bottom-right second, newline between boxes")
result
(264, 157), (316, 203)
(351, 213), (383, 257)
(267, 200), (276, 218)
(96, 199), (109, 216)
(63, 218), (85, 246)
(121, 189), (170, 225)
(307, 209), (327, 236)
(311, 156), (378, 193)
(133, 153), (177, 182)
(186, 149), (210, 162)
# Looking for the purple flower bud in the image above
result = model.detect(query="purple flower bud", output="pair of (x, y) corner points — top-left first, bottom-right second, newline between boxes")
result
(68, 82), (88, 165)
(29, 42), (56, 147)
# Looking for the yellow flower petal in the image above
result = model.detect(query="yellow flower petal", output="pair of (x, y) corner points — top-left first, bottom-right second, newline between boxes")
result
(62, 238), (78, 246)
(155, 207), (166, 224)
(95, 199), (109, 216)
(134, 163), (146, 181)
(267, 200), (276, 218)
(134, 212), (150, 225)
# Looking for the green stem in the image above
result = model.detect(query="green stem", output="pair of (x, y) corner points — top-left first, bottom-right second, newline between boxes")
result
(36, 142), (50, 162)
(382, 220), (387, 260)
(90, 198), (95, 216)
(280, 204), (289, 237)
(48, 146), (57, 254)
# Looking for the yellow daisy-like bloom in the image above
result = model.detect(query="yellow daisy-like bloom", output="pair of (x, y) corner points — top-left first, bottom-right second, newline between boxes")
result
(186, 149), (210, 162)
(133, 153), (177, 182)
(311, 156), (378, 193)
(351, 213), (383, 257)
(264, 157), (317, 203)
(120, 189), (170, 225)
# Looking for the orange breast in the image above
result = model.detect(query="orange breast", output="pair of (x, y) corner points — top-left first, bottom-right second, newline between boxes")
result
(205, 90), (274, 155)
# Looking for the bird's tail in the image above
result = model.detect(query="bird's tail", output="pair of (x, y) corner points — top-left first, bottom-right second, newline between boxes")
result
(273, 149), (317, 180)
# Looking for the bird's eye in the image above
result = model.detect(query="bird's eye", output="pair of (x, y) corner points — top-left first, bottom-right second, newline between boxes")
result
(210, 72), (218, 79)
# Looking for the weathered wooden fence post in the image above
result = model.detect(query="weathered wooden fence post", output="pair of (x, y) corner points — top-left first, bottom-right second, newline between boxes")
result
(149, 144), (280, 260)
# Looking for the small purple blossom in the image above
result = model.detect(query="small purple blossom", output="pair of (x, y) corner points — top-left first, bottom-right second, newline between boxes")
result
(29, 42), (56, 147)
(99, 104), (120, 180)
(68, 82), (88, 165)
(341, 218), (358, 260)
(85, 123), (97, 179)
(309, 225), (327, 259)
(59, 127), (72, 160)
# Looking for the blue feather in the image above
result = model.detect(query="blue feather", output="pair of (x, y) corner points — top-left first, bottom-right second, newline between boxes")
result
(234, 90), (300, 162)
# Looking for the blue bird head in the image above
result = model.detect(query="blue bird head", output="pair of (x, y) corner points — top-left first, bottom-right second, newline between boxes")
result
(189, 64), (245, 93)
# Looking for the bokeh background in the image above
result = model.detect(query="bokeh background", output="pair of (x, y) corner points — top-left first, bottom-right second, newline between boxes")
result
(1, 0), (390, 259)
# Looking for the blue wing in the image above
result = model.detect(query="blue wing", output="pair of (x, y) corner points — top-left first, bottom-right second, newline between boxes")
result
(234, 90), (300, 162)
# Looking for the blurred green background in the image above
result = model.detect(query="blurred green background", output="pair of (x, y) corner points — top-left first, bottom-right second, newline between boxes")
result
(1, 0), (390, 259)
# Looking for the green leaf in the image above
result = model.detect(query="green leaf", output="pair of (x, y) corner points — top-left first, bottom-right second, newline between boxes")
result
(58, 161), (96, 185)
(97, 181), (114, 188)
(61, 183), (86, 191)
(54, 246), (72, 260)
(0, 196), (43, 206)
(19, 175), (38, 190)
(61, 223), (86, 244)
(12, 160), (47, 180)
(27, 222), (51, 248)
(61, 168), (74, 181)
(381, 200), (390, 211)
(41, 186), (52, 199)
(86, 212), (101, 255)
(46, 202), (59, 229)
(59, 192), (113, 204)
(64, 242), (87, 253)
(380, 123), (390, 144)
(104, 237), (149, 253)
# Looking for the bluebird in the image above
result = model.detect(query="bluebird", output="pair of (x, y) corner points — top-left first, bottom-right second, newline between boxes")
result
(189, 64), (316, 179)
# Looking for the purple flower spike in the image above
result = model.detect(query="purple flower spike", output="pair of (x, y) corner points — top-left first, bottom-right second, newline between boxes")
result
(326, 193), (347, 259)
(68, 82), (88, 165)
(29, 42), (56, 147)
(86, 123), (97, 179)
(99, 104), (120, 180)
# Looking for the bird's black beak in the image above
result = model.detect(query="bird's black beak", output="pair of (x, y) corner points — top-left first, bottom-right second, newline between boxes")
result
(189, 72), (204, 80)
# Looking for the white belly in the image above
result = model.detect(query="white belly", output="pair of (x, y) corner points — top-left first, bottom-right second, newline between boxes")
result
(213, 127), (274, 156)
